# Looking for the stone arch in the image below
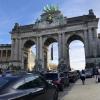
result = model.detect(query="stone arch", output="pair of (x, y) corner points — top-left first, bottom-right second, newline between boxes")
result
(22, 38), (36, 49)
(10, 9), (99, 71)
(44, 37), (58, 46)
(43, 36), (58, 70)
(43, 35), (58, 46)
(67, 34), (84, 45)
(66, 34), (85, 69)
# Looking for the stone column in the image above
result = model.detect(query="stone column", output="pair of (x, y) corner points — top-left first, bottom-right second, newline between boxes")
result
(58, 33), (63, 62)
(92, 28), (97, 57)
(12, 39), (18, 62)
(84, 30), (89, 58)
(11, 39), (15, 61)
(62, 33), (65, 59)
(1, 50), (3, 59)
(18, 39), (23, 68)
(66, 44), (70, 68)
(36, 37), (39, 61)
(13, 38), (19, 67)
(6, 50), (7, 60)
(16, 39), (19, 60)
(36, 36), (44, 71)
(88, 28), (93, 57)
(39, 37), (43, 60)
(21, 40), (24, 69)
(0, 50), (2, 58)
(39, 36), (44, 71)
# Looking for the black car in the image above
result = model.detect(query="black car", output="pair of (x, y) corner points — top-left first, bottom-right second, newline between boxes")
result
(44, 72), (69, 91)
(85, 69), (93, 78)
(68, 70), (79, 83)
(0, 73), (58, 100)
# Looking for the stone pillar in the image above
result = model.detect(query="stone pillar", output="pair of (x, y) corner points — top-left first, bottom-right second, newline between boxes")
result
(6, 50), (7, 60)
(85, 28), (98, 68)
(39, 37), (43, 60)
(0, 50), (2, 59)
(92, 28), (98, 57)
(16, 39), (19, 60)
(58, 33), (63, 62)
(18, 39), (22, 65)
(84, 30), (89, 58)
(36, 37), (39, 61)
(36, 36), (44, 71)
(62, 33), (66, 60)
(39, 36), (44, 71)
(11, 39), (15, 61)
(88, 28), (93, 57)
(20, 40), (24, 70)
(66, 44), (70, 69)
(0, 50), (2, 58)
(12, 38), (20, 67)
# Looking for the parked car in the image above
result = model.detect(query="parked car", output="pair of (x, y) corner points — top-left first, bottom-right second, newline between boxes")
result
(44, 72), (69, 91)
(68, 70), (79, 83)
(85, 69), (93, 78)
(0, 73), (58, 100)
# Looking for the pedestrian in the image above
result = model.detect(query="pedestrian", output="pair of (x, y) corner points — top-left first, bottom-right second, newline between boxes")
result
(97, 67), (100, 82)
(80, 70), (86, 85)
(94, 66), (99, 82)
(0, 68), (3, 77)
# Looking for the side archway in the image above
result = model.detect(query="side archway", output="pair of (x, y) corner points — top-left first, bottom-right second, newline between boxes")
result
(23, 40), (36, 71)
(43, 37), (58, 70)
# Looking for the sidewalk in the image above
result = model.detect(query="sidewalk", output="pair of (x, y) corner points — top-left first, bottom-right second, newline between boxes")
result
(60, 78), (100, 100)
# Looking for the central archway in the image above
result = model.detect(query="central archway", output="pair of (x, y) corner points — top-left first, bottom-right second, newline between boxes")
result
(67, 34), (86, 70)
(69, 40), (85, 70)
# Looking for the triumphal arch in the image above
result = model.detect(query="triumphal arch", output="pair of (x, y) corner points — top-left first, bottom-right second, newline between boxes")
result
(10, 6), (100, 71)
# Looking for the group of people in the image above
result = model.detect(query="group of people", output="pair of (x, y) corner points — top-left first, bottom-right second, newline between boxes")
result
(80, 67), (100, 85)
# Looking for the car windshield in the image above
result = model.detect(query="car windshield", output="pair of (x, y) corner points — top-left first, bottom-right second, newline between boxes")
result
(45, 73), (58, 80)
(0, 78), (9, 88)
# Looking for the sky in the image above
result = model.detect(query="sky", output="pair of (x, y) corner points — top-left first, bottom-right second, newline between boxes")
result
(0, 0), (100, 70)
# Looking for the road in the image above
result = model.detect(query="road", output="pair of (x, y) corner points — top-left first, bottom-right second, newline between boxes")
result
(59, 78), (100, 100)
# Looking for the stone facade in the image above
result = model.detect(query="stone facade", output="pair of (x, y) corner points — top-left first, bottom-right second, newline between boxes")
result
(10, 9), (100, 71)
(0, 44), (11, 69)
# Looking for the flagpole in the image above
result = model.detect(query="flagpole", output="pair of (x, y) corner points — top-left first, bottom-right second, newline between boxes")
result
(51, 44), (53, 60)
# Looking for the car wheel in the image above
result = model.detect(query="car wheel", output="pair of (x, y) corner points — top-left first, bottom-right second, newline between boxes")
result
(59, 84), (64, 91)
(53, 90), (58, 100)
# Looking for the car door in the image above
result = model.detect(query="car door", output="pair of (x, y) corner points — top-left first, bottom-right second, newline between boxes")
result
(40, 77), (57, 100)
(17, 76), (47, 100)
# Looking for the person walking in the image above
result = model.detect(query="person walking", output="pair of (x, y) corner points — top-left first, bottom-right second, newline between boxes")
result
(94, 67), (99, 82)
(80, 70), (86, 85)
(97, 67), (100, 82)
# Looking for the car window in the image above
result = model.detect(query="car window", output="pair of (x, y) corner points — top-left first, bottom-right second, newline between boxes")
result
(45, 73), (58, 80)
(60, 73), (64, 77)
(18, 77), (46, 90)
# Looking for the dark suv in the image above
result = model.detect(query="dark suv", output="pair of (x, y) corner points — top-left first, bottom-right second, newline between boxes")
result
(68, 70), (79, 83)
(44, 72), (69, 91)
